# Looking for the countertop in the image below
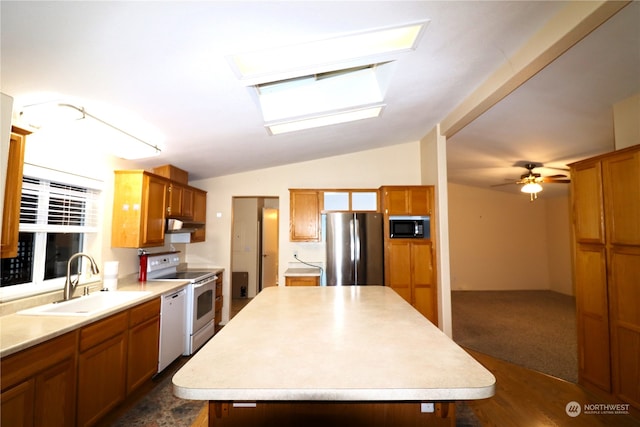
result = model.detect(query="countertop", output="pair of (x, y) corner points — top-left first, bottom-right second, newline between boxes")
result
(172, 286), (496, 402)
(0, 269), (223, 358)
(283, 267), (322, 277)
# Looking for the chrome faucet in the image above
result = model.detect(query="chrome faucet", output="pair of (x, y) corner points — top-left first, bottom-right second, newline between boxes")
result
(64, 253), (100, 301)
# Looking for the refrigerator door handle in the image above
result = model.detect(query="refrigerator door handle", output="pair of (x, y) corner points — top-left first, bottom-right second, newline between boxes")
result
(349, 219), (356, 262)
(353, 218), (361, 284)
(353, 218), (361, 261)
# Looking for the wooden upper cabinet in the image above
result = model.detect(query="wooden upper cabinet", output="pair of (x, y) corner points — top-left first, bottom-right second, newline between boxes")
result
(1, 126), (31, 259)
(571, 161), (605, 244)
(290, 190), (322, 242)
(166, 183), (195, 220)
(167, 183), (185, 218)
(381, 186), (432, 216)
(154, 164), (195, 220)
(190, 188), (207, 243)
(111, 171), (168, 248)
(602, 149), (640, 245)
(182, 186), (194, 219)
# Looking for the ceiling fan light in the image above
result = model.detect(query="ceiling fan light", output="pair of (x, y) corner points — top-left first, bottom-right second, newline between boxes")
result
(521, 182), (543, 194)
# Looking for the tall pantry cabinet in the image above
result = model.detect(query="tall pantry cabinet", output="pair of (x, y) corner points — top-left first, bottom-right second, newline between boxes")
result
(570, 144), (640, 410)
(380, 186), (438, 325)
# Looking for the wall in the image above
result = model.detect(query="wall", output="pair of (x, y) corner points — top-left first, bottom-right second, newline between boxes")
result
(448, 182), (572, 292)
(187, 141), (423, 323)
(613, 93), (640, 149)
(420, 127), (453, 336)
(545, 196), (573, 295)
(231, 198), (259, 297)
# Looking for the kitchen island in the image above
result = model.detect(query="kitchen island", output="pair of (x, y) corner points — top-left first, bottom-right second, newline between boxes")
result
(173, 286), (495, 426)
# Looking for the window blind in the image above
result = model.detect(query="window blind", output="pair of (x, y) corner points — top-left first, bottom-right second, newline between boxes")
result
(19, 176), (100, 233)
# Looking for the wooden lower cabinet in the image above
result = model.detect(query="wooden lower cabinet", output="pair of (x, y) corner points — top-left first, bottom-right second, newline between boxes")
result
(127, 299), (161, 394)
(0, 298), (161, 427)
(386, 240), (438, 324)
(77, 299), (161, 426)
(77, 312), (128, 427)
(208, 401), (455, 427)
(1, 379), (35, 427)
(574, 244), (611, 392)
(285, 276), (319, 286)
(608, 245), (640, 408)
(1, 331), (78, 427)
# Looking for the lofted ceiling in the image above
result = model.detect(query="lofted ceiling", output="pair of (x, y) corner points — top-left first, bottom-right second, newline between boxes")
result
(1, 1), (638, 200)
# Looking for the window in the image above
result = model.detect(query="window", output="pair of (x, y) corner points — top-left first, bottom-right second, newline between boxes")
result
(322, 190), (378, 212)
(0, 167), (101, 301)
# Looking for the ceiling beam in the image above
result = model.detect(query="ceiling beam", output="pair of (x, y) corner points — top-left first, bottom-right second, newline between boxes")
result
(440, 0), (631, 138)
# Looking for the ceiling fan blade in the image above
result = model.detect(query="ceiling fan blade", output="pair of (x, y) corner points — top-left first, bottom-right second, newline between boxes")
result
(490, 181), (520, 187)
(544, 166), (571, 172)
(541, 177), (571, 183)
(545, 174), (568, 179)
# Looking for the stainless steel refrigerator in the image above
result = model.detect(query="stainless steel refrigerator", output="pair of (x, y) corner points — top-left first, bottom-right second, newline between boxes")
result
(325, 212), (384, 286)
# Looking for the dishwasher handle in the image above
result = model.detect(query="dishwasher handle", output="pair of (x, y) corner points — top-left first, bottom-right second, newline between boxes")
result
(165, 289), (186, 299)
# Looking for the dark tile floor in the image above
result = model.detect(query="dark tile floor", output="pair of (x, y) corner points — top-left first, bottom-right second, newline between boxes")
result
(110, 356), (204, 427)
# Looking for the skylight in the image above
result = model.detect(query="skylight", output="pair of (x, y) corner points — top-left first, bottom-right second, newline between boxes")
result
(228, 21), (427, 134)
(266, 105), (385, 135)
(228, 21), (427, 84)
(257, 63), (392, 123)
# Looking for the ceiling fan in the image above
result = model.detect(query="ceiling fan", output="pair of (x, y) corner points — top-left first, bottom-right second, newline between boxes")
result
(492, 162), (571, 201)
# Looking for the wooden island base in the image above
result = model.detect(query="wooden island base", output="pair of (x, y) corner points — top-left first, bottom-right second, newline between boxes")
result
(208, 401), (455, 427)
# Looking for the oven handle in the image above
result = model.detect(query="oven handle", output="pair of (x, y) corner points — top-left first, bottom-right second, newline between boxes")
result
(193, 275), (218, 288)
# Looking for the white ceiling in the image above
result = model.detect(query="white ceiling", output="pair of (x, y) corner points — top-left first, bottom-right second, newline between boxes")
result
(2, 1), (638, 199)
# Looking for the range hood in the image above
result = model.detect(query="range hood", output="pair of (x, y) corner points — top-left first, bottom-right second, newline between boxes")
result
(165, 219), (205, 234)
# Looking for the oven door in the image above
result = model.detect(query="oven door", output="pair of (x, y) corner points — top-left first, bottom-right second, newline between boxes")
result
(192, 276), (217, 334)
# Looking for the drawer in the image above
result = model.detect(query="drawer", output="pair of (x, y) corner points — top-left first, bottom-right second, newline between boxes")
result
(80, 311), (128, 352)
(129, 298), (160, 327)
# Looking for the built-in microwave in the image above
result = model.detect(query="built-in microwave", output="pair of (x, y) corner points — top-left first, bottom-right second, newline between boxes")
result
(389, 216), (430, 239)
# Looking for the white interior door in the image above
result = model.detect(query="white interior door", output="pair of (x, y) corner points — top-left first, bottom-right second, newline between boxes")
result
(261, 207), (279, 288)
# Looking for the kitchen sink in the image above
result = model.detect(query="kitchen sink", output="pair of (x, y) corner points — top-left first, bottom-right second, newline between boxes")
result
(17, 291), (152, 317)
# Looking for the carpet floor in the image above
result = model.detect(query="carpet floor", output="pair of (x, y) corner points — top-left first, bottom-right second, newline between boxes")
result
(451, 290), (578, 383)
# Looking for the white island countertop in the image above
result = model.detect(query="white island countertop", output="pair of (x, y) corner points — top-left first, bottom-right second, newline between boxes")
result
(173, 286), (495, 402)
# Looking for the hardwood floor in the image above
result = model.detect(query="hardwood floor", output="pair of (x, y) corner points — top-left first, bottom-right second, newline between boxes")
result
(191, 405), (209, 427)
(466, 349), (640, 427)
(230, 297), (252, 318)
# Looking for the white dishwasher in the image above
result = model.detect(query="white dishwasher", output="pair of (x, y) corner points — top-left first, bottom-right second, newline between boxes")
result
(158, 287), (186, 373)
